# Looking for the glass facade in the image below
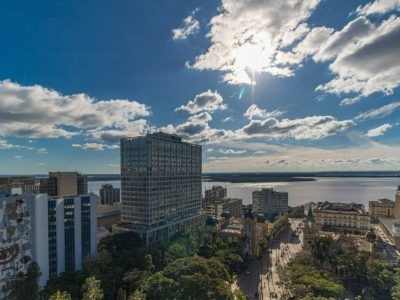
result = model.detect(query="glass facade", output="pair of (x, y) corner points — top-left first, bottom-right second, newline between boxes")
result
(64, 198), (75, 272)
(81, 196), (91, 258)
(121, 132), (202, 244)
(48, 199), (57, 276)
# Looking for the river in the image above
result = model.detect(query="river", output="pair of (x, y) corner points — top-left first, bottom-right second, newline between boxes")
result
(88, 177), (400, 207)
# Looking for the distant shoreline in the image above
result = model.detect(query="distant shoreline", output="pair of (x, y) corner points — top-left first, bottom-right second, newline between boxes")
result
(1, 171), (399, 183)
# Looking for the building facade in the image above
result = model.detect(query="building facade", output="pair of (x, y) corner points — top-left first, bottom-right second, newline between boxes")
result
(40, 172), (87, 197)
(99, 184), (120, 205)
(0, 193), (35, 299)
(314, 201), (371, 234)
(117, 132), (205, 245)
(369, 199), (395, 220)
(203, 186), (227, 209)
(0, 191), (97, 298)
(0, 176), (36, 194)
(252, 188), (288, 216)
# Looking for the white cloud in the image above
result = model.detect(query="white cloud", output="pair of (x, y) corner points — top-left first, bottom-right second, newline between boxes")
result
(176, 90), (226, 114)
(172, 9), (200, 41)
(222, 117), (233, 123)
(0, 139), (17, 149)
(37, 147), (48, 154)
(72, 143), (119, 151)
(0, 79), (150, 138)
(219, 149), (247, 154)
(310, 16), (400, 102)
(356, 101), (400, 121)
(189, 0), (320, 84)
(14, 155), (22, 159)
(356, 0), (400, 16)
(243, 104), (285, 120)
(366, 123), (392, 137)
(239, 115), (353, 140)
(254, 150), (267, 154)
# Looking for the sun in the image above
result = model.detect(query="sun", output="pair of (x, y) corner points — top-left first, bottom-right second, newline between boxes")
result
(234, 43), (266, 73)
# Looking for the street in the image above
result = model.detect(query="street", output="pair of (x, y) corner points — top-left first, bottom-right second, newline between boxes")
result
(236, 218), (304, 300)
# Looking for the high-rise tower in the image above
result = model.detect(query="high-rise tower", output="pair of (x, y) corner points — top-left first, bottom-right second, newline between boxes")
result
(116, 132), (205, 245)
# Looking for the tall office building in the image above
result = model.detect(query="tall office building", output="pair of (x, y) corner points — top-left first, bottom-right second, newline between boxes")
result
(40, 172), (87, 197)
(100, 184), (120, 205)
(116, 132), (204, 245)
(0, 190), (97, 298)
(252, 188), (288, 216)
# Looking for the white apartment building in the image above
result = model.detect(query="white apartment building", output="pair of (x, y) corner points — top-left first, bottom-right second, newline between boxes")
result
(116, 132), (205, 245)
(252, 188), (288, 215)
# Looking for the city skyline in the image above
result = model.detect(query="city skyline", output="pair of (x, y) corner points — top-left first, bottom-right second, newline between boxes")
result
(1, 0), (400, 174)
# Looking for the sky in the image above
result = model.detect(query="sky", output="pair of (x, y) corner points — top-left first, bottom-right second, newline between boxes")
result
(0, 0), (400, 174)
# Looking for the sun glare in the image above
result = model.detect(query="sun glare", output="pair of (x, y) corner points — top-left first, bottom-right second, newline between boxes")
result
(234, 43), (266, 73)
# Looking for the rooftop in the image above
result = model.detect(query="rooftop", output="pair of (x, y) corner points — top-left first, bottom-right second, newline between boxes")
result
(315, 201), (367, 214)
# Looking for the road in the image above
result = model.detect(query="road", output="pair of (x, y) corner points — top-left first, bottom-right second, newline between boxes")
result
(236, 218), (304, 300)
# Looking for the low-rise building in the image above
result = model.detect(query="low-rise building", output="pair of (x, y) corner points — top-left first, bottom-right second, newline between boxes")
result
(203, 185), (227, 209)
(0, 176), (36, 194)
(314, 201), (371, 234)
(369, 199), (395, 220)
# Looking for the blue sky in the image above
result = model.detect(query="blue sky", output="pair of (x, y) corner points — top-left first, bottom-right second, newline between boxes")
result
(1, 0), (400, 174)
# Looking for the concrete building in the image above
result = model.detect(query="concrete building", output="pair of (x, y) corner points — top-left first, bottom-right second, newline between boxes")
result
(252, 188), (288, 216)
(115, 132), (205, 245)
(205, 198), (243, 220)
(0, 191), (97, 298)
(0, 176), (36, 194)
(203, 185), (227, 208)
(205, 203), (223, 220)
(40, 172), (87, 197)
(369, 199), (395, 221)
(314, 202), (371, 234)
(0, 192), (34, 299)
(99, 184), (120, 205)
(221, 198), (243, 218)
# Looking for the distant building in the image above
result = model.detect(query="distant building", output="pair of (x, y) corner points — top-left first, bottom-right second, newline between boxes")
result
(115, 132), (205, 245)
(0, 191), (97, 298)
(206, 203), (224, 220)
(369, 199), (395, 220)
(205, 198), (242, 220)
(0, 176), (36, 194)
(314, 201), (371, 234)
(221, 198), (243, 218)
(252, 188), (288, 215)
(99, 184), (120, 205)
(204, 185), (227, 209)
(40, 172), (87, 197)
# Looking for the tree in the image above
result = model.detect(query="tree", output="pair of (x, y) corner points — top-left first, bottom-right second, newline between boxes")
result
(81, 276), (104, 300)
(9, 262), (41, 300)
(144, 272), (175, 300)
(49, 290), (72, 300)
(116, 288), (127, 300)
(392, 270), (400, 300)
(144, 254), (155, 273)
